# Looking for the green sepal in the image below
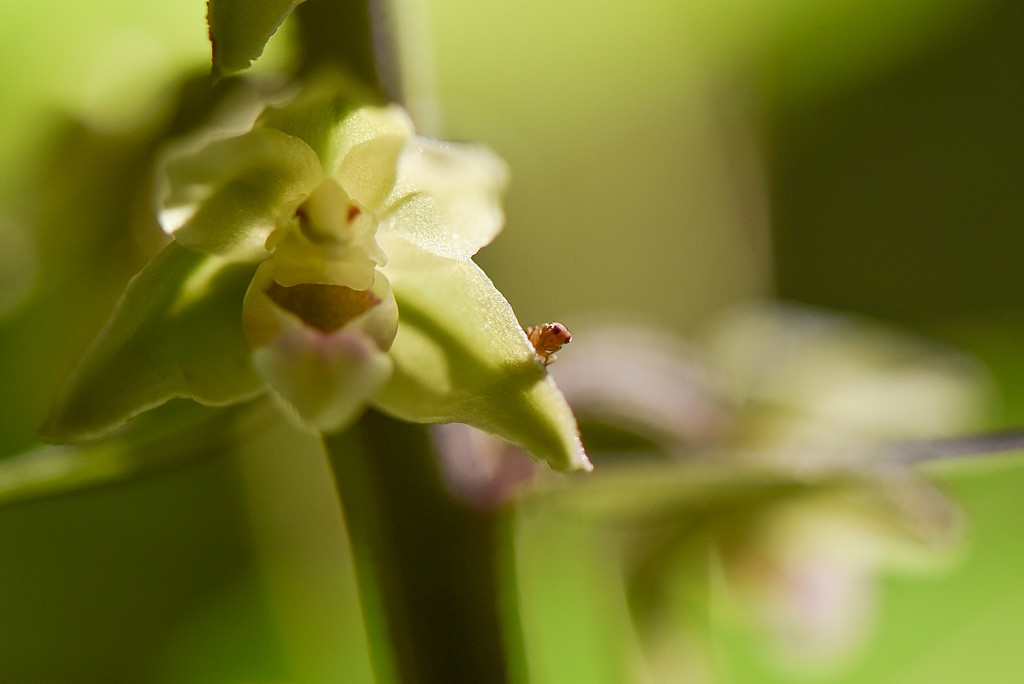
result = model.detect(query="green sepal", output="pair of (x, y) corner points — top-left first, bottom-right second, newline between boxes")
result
(41, 243), (263, 443)
(256, 75), (397, 172)
(160, 127), (324, 262)
(372, 237), (590, 472)
(208, 0), (306, 78)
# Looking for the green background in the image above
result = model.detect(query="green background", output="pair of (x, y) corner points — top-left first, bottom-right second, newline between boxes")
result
(0, 0), (1021, 680)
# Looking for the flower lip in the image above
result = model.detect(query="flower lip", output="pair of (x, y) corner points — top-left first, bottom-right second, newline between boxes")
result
(265, 280), (381, 333)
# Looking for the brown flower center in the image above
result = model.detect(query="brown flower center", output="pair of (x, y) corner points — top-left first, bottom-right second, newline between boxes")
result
(266, 281), (380, 332)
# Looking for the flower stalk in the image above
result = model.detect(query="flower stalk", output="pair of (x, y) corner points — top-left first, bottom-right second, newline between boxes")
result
(325, 411), (525, 683)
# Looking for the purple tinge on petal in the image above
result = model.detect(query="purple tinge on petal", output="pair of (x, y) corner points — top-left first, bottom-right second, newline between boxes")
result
(254, 325), (393, 433)
(273, 324), (379, 359)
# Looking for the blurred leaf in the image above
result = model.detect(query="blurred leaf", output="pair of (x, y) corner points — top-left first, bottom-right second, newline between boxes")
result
(0, 123), (161, 457)
(626, 533), (719, 683)
(760, 0), (991, 106)
(0, 1), (209, 186)
(0, 400), (286, 681)
(1, 399), (261, 508)
(547, 463), (809, 524)
(513, 506), (640, 684)
(208, 0), (306, 77)
(42, 243), (262, 443)
(547, 460), (960, 550)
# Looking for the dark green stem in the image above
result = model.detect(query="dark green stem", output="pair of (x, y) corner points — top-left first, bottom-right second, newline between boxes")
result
(309, 0), (520, 679)
(293, 0), (401, 100)
(324, 411), (522, 683)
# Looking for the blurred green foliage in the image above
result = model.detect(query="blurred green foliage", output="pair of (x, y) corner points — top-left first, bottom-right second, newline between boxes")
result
(0, 0), (1021, 681)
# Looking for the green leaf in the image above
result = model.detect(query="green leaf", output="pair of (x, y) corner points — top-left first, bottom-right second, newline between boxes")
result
(373, 236), (590, 472)
(208, 0), (306, 78)
(2, 400), (253, 508)
(41, 243), (263, 443)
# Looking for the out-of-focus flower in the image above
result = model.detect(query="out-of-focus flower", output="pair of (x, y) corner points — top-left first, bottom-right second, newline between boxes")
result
(435, 305), (988, 672)
(433, 422), (539, 509)
(42, 77), (588, 472)
(571, 307), (984, 667)
(713, 468), (961, 670)
(702, 302), (991, 469)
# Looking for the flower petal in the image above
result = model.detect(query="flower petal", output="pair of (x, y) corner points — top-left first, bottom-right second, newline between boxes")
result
(243, 260), (398, 432)
(338, 134), (408, 211)
(374, 236), (590, 471)
(159, 127), (324, 261)
(41, 243), (263, 443)
(379, 140), (509, 259)
(254, 326), (393, 433)
(243, 260), (398, 352)
(258, 77), (412, 174)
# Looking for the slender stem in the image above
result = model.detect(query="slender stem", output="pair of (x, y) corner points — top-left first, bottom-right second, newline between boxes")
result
(307, 1), (524, 679)
(886, 427), (1024, 464)
(293, 0), (402, 101)
(324, 411), (520, 683)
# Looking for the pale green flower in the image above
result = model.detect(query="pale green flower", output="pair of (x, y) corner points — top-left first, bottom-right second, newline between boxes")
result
(43, 79), (590, 472)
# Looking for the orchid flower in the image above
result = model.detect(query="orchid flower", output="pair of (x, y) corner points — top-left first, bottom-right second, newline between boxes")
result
(42, 77), (590, 472)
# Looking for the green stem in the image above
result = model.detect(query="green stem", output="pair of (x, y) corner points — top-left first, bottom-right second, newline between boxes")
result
(309, 0), (521, 678)
(324, 411), (522, 683)
(293, 0), (398, 99)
